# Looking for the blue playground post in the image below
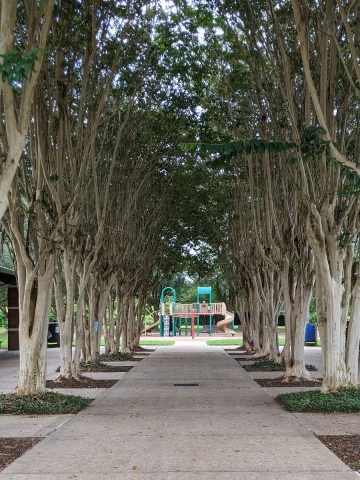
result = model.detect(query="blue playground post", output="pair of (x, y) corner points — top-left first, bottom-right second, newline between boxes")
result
(160, 287), (176, 337)
(197, 286), (212, 337)
(172, 301), (176, 336)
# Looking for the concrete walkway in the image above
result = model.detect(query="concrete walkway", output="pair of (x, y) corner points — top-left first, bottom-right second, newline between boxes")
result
(1, 342), (358, 479)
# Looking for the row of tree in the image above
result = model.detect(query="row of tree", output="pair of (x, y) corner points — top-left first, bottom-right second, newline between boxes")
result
(188, 0), (359, 392)
(0, 0), (359, 395)
(0, 1), (207, 394)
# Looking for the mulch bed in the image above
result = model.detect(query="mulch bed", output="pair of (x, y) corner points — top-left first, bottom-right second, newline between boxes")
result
(235, 357), (263, 362)
(0, 438), (41, 471)
(225, 348), (246, 353)
(46, 377), (118, 389)
(254, 377), (323, 387)
(243, 360), (317, 372)
(81, 364), (134, 373)
(226, 351), (248, 355)
(132, 346), (156, 352)
(100, 357), (143, 362)
(318, 435), (360, 471)
(244, 364), (286, 372)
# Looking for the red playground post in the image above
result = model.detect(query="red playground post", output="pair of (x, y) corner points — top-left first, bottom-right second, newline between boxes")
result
(191, 310), (195, 340)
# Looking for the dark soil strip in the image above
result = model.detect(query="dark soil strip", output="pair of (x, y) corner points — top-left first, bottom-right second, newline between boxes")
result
(243, 365), (286, 372)
(225, 349), (246, 353)
(235, 357), (262, 362)
(254, 377), (323, 387)
(46, 378), (118, 389)
(81, 365), (134, 373)
(101, 357), (143, 362)
(226, 352), (248, 355)
(318, 435), (360, 471)
(132, 347), (156, 352)
(0, 438), (41, 472)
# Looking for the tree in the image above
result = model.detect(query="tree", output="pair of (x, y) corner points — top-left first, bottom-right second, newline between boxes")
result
(0, 1), (54, 220)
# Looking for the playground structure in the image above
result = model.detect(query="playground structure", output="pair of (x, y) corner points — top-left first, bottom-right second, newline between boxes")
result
(158, 286), (235, 338)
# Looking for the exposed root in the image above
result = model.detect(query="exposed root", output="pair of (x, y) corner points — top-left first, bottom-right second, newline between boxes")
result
(281, 374), (320, 384)
(120, 348), (132, 354)
(253, 353), (266, 359)
(54, 374), (89, 383)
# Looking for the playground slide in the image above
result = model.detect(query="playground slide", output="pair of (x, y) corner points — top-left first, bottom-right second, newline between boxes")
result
(217, 311), (235, 334)
(142, 318), (160, 334)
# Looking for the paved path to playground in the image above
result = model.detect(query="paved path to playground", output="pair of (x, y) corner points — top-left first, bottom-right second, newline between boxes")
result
(1, 342), (358, 479)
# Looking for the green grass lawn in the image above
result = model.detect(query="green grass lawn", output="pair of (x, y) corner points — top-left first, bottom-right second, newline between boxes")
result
(277, 389), (360, 413)
(140, 340), (175, 346)
(206, 339), (243, 346)
(98, 338), (175, 347)
(206, 332), (320, 348)
(0, 327), (8, 350)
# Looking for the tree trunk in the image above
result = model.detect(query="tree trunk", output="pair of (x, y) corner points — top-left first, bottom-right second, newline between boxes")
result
(307, 224), (351, 391)
(315, 268), (327, 369)
(121, 298), (130, 353)
(96, 278), (114, 354)
(58, 252), (76, 378)
(249, 286), (261, 354)
(114, 296), (123, 353)
(346, 275), (360, 385)
(316, 248), (349, 391)
(17, 256), (55, 394)
(282, 261), (314, 380)
(107, 294), (116, 354)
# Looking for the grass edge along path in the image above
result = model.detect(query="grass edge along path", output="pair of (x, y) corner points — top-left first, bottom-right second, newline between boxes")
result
(206, 337), (321, 347)
(140, 340), (174, 346)
(207, 339), (243, 346)
(0, 392), (91, 415)
(277, 388), (360, 413)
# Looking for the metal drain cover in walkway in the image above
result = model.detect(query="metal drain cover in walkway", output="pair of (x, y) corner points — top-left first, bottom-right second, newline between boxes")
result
(174, 383), (199, 387)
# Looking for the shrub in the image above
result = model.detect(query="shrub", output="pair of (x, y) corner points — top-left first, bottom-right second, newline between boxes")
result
(277, 388), (360, 413)
(0, 392), (91, 415)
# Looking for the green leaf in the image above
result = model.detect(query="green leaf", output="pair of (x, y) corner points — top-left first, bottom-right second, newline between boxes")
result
(0, 48), (45, 87)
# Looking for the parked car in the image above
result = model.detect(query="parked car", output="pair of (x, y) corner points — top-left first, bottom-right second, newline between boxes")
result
(48, 322), (60, 346)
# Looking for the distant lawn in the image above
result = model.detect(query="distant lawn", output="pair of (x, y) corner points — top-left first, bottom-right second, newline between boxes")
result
(0, 327), (8, 350)
(140, 340), (175, 346)
(98, 338), (175, 347)
(277, 336), (321, 347)
(206, 335), (320, 348)
(277, 389), (360, 413)
(207, 339), (243, 346)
